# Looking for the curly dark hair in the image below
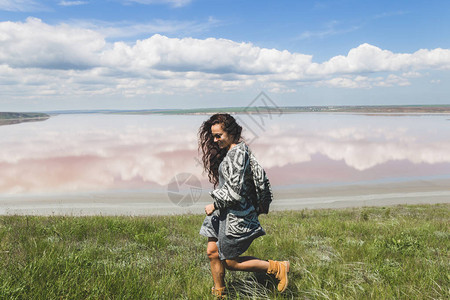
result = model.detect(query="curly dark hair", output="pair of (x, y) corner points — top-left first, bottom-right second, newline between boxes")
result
(198, 113), (243, 187)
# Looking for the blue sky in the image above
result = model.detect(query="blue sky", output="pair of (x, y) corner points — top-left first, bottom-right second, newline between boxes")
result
(1, 0), (449, 111)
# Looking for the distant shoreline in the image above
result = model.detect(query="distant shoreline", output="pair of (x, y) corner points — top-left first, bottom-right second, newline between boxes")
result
(143, 105), (450, 115)
(2, 106), (449, 126)
(32, 104), (450, 115)
(0, 112), (50, 126)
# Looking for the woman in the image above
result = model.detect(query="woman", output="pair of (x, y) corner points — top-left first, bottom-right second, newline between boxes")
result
(198, 113), (289, 298)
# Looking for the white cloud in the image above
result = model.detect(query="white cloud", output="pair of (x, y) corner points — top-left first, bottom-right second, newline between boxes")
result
(2, 18), (450, 76)
(402, 71), (422, 78)
(372, 10), (409, 20)
(69, 17), (220, 39)
(100, 34), (314, 75)
(123, 0), (191, 8)
(0, 18), (105, 69)
(307, 43), (450, 76)
(102, 38), (450, 79)
(0, 0), (45, 11)
(59, 1), (88, 6)
(379, 74), (411, 87)
(316, 74), (411, 89)
(297, 20), (360, 40)
(0, 18), (449, 99)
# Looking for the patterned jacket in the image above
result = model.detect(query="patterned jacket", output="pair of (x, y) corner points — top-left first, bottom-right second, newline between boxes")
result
(210, 142), (273, 238)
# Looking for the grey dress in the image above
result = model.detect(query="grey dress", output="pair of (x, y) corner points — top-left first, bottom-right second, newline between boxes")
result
(199, 142), (268, 260)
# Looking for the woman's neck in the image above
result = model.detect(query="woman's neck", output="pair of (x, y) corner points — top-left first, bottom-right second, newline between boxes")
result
(228, 143), (237, 151)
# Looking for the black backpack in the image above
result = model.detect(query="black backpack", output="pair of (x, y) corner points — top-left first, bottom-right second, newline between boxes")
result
(248, 149), (273, 215)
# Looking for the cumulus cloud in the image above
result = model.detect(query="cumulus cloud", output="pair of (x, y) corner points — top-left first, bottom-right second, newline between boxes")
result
(0, 18), (105, 69)
(308, 43), (450, 76)
(100, 34), (314, 75)
(0, 18), (449, 98)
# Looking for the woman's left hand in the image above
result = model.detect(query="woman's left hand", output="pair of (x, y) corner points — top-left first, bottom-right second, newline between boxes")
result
(205, 203), (215, 215)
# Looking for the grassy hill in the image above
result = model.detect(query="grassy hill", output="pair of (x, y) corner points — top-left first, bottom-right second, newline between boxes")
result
(0, 203), (447, 299)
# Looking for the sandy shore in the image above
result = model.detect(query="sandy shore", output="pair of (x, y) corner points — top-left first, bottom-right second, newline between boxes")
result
(0, 179), (449, 216)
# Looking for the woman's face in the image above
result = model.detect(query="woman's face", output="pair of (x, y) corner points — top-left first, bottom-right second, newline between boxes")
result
(211, 123), (234, 149)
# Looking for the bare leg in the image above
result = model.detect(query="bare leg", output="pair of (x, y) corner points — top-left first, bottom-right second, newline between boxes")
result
(223, 256), (270, 272)
(223, 257), (290, 293)
(207, 237), (225, 289)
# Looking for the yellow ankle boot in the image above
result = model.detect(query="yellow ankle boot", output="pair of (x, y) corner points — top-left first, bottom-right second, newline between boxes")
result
(267, 260), (290, 292)
(211, 286), (226, 299)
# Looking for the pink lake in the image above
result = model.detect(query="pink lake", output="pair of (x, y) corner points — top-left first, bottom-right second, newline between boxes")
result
(0, 112), (449, 215)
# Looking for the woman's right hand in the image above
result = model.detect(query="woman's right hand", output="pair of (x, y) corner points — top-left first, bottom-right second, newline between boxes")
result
(205, 203), (215, 216)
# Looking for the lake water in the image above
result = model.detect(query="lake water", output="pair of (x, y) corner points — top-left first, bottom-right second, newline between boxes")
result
(1, 112), (449, 214)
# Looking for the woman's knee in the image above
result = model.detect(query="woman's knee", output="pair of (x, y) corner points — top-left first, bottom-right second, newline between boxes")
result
(206, 248), (219, 260)
(223, 259), (238, 270)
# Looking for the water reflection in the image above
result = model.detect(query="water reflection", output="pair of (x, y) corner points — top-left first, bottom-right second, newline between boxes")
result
(0, 113), (449, 194)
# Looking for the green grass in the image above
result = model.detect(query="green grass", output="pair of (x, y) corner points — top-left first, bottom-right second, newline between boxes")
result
(0, 204), (448, 299)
